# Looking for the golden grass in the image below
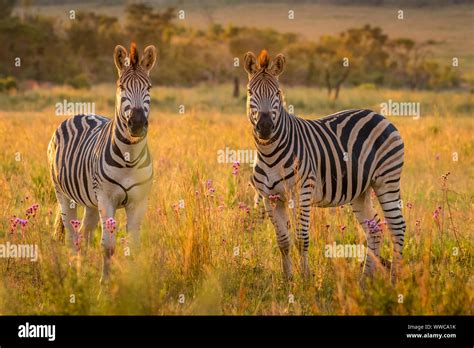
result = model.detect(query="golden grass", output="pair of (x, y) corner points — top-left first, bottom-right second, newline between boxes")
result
(0, 85), (472, 315)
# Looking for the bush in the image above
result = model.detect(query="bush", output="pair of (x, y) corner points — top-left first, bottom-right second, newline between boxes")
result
(0, 76), (17, 93)
(67, 73), (91, 90)
(357, 83), (376, 90)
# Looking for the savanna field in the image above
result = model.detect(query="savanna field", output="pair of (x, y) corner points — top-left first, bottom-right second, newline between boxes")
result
(0, 84), (472, 315)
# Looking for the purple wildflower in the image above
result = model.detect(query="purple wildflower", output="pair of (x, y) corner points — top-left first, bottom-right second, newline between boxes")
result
(232, 161), (240, 176)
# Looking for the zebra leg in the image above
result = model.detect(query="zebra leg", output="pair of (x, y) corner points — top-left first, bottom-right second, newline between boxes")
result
(295, 192), (311, 279)
(125, 199), (148, 253)
(98, 199), (116, 283)
(53, 205), (65, 242)
(374, 185), (406, 283)
(264, 197), (292, 280)
(55, 190), (78, 252)
(253, 191), (266, 223)
(81, 207), (99, 249)
(351, 190), (382, 277)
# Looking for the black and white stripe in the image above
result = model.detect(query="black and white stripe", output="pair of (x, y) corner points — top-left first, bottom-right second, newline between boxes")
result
(48, 43), (157, 282)
(244, 50), (405, 280)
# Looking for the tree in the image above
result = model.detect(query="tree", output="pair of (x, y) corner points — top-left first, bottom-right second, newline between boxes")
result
(125, 4), (177, 48)
(315, 25), (389, 99)
(0, 0), (16, 20)
(385, 38), (459, 89)
(315, 35), (350, 99)
(65, 12), (122, 83)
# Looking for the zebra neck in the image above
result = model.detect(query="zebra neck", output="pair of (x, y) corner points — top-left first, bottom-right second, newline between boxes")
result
(111, 113), (148, 164)
(254, 107), (290, 156)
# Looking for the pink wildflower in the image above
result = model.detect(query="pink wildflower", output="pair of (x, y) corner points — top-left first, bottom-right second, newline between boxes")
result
(105, 218), (116, 234)
(232, 161), (240, 176)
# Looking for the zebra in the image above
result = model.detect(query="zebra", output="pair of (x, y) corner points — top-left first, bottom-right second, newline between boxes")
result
(47, 43), (157, 282)
(244, 50), (406, 281)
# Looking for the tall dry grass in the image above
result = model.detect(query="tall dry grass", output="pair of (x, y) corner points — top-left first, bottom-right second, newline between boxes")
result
(0, 84), (472, 315)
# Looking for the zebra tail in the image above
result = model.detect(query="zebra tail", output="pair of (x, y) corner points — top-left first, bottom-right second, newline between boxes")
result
(52, 205), (65, 243)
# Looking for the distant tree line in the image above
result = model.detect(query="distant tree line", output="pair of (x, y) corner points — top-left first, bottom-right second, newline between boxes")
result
(15, 0), (474, 7)
(0, 2), (462, 98)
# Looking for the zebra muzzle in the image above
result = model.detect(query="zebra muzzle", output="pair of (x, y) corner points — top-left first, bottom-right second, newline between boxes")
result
(256, 112), (273, 139)
(128, 108), (148, 137)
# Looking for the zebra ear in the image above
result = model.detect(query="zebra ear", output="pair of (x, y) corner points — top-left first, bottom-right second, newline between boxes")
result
(114, 45), (128, 74)
(141, 45), (158, 73)
(269, 54), (286, 77)
(244, 52), (258, 76)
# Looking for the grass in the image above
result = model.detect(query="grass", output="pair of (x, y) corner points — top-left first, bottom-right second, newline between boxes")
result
(0, 84), (472, 315)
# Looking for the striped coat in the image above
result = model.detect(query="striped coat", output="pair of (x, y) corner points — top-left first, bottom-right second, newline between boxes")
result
(245, 50), (405, 281)
(48, 43), (157, 282)
(252, 108), (404, 207)
(49, 114), (153, 210)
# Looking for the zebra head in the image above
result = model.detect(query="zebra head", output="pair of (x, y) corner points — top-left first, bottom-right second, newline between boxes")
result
(244, 50), (286, 141)
(113, 43), (157, 140)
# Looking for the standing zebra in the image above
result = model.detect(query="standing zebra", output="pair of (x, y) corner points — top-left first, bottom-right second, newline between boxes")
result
(244, 50), (406, 281)
(48, 43), (157, 282)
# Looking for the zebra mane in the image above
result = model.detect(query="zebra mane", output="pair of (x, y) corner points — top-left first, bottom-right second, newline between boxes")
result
(258, 49), (270, 70)
(130, 42), (139, 68)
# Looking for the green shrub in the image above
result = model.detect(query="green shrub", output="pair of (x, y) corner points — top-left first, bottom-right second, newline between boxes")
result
(0, 76), (17, 93)
(67, 73), (91, 90)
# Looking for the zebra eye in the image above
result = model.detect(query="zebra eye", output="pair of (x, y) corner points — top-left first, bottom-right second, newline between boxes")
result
(147, 85), (152, 91)
(248, 89), (253, 96)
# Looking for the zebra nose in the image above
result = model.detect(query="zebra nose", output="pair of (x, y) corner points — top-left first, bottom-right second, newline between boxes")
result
(128, 108), (148, 136)
(256, 112), (273, 135)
